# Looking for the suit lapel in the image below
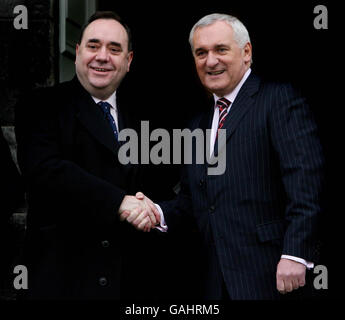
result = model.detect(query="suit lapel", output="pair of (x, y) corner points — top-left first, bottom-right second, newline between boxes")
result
(195, 105), (214, 176)
(72, 78), (120, 157)
(216, 73), (260, 154)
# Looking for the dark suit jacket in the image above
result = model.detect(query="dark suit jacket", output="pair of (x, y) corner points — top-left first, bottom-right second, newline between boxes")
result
(160, 73), (324, 300)
(15, 77), (151, 299)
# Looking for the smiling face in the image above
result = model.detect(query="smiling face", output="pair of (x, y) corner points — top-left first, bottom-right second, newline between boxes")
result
(75, 18), (133, 100)
(192, 20), (252, 97)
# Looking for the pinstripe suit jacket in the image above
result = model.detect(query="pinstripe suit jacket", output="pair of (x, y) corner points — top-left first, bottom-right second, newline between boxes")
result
(160, 73), (324, 299)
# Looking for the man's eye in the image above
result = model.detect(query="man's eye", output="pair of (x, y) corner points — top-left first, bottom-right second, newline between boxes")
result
(87, 44), (98, 50)
(217, 48), (227, 53)
(196, 51), (206, 57)
(109, 45), (122, 53)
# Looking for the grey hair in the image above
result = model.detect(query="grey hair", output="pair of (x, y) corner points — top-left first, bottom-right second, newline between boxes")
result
(189, 13), (251, 51)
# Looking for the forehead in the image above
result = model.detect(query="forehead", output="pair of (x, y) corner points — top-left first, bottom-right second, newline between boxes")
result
(82, 19), (128, 44)
(193, 20), (235, 49)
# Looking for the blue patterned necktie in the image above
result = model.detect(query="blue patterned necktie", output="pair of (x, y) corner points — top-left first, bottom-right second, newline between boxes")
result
(98, 101), (118, 141)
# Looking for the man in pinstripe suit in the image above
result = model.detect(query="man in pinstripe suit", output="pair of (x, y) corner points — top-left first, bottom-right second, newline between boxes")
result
(123, 13), (324, 300)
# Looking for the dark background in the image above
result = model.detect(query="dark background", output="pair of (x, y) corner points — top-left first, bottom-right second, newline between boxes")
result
(0, 0), (342, 301)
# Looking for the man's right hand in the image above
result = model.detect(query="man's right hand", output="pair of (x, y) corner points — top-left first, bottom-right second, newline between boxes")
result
(135, 192), (161, 224)
(118, 194), (159, 232)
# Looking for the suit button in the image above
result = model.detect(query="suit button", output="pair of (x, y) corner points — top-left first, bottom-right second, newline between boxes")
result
(199, 179), (204, 187)
(101, 240), (110, 248)
(99, 277), (108, 286)
(209, 205), (215, 213)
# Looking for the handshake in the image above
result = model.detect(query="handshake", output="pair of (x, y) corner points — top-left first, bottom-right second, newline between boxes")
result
(118, 192), (161, 232)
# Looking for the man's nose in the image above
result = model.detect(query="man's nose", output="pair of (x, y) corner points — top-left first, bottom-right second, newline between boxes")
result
(206, 51), (219, 67)
(96, 47), (109, 62)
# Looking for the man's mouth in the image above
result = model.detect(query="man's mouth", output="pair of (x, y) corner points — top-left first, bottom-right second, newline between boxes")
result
(90, 66), (113, 72)
(207, 70), (225, 76)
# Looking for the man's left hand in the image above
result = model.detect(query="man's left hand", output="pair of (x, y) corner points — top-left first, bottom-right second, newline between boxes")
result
(276, 258), (306, 294)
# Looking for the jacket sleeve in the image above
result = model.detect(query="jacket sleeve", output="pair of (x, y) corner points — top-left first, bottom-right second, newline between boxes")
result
(157, 114), (204, 233)
(158, 164), (194, 233)
(269, 83), (325, 262)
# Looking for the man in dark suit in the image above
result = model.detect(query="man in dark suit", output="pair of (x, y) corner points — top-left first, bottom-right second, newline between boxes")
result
(15, 11), (158, 299)
(127, 13), (324, 300)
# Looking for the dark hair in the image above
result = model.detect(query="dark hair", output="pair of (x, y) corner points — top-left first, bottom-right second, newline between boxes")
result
(78, 11), (132, 51)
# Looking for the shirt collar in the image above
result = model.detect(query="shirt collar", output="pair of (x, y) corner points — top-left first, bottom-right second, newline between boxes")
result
(91, 91), (117, 110)
(213, 68), (252, 106)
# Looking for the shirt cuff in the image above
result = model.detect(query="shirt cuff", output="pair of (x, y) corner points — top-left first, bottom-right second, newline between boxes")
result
(153, 203), (168, 232)
(281, 255), (314, 269)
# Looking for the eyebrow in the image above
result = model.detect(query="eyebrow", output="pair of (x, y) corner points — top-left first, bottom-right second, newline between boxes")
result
(194, 47), (206, 54)
(215, 44), (230, 49)
(194, 43), (230, 53)
(87, 39), (123, 48)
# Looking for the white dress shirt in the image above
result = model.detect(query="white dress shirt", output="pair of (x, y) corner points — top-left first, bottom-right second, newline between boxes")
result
(209, 68), (252, 157)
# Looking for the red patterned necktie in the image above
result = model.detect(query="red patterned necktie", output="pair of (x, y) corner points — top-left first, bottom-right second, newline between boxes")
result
(216, 97), (231, 137)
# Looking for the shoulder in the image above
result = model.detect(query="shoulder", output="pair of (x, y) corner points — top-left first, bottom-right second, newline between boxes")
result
(44, 79), (81, 102)
(254, 73), (302, 98)
(18, 80), (75, 108)
(15, 79), (80, 125)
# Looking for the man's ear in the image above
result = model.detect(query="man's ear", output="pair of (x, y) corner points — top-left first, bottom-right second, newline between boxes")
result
(75, 44), (80, 64)
(127, 51), (134, 72)
(243, 42), (252, 64)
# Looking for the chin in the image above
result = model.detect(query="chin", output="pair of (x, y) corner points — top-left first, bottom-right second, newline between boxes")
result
(205, 81), (225, 91)
(89, 79), (109, 89)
